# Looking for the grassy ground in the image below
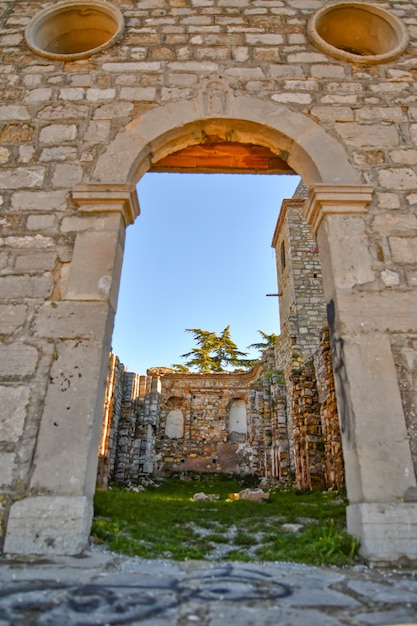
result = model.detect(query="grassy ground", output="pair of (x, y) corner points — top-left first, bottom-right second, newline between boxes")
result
(92, 473), (360, 566)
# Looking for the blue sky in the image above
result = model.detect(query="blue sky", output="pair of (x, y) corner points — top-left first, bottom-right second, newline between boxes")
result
(111, 173), (300, 374)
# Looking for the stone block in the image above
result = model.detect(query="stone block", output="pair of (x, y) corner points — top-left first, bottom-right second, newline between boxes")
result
(64, 222), (125, 310)
(335, 123), (399, 147)
(5, 234), (54, 249)
(31, 301), (111, 340)
(310, 106), (354, 122)
(336, 291), (417, 334)
(29, 339), (110, 496)
(0, 167), (45, 189)
(0, 106), (30, 120)
(379, 168), (417, 190)
(0, 344), (38, 379)
(52, 164), (83, 188)
(246, 34), (284, 45)
(14, 251), (57, 272)
(39, 124), (77, 143)
(318, 215), (375, 290)
(119, 87), (157, 101)
(0, 274), (53, 299)
(84, 120), (111, 142)
(0, 304), (27, 334)
(347, 502), (417, 562)
(86, 89), (116, 102)
(389, 236), (417, 264)
(0, 452), (15, 487)
(26, 214), (56, 231)
(59, 88), (84, 101)
(24, 89), (53, 103)
(333, 334), (416, 503)
(3, 496), (93, 555)
(11, 191), (68, 213)
(0, 385), (30, 441)
(40, 147), (77, 161)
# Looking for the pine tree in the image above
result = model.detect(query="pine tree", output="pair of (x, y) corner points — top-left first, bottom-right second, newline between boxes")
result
(173, 326), (255, 372)
(214, 325), (255, 371)
(247, 330), (279, 353)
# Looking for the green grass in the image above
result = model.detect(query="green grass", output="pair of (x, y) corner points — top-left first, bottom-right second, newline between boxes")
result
(92, 473), (360, 566)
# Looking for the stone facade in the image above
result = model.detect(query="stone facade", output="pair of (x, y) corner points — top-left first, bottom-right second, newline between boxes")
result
(1, 0), (417, 561)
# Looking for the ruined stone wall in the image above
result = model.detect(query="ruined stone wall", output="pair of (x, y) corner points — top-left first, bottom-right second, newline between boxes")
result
(314, 328), (345, 489)
(101, 332), (343, 490)
(247, 372), (289, 482)
(97, 353), (125, 488)
(289, 328), (344, 490)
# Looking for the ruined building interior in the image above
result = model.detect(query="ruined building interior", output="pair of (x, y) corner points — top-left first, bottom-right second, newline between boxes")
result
(1, 0), (417, 562)
(98, 183), (346, 494)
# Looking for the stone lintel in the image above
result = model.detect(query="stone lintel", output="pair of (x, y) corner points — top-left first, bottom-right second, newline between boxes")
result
(303, 184), (374, 233)
(72, 183), (140, 227)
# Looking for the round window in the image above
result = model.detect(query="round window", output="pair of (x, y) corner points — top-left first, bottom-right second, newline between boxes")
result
(308, 2), (408, 64)
(25, 0), (124, 61)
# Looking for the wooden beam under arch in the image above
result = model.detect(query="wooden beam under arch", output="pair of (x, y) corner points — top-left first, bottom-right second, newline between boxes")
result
(150, 142), (295, 174)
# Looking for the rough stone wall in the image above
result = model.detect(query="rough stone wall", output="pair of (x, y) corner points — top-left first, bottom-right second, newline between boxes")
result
(314, 328), (345, 489)
(273, 197), (327, 375)
(247, 371), (289, 482)
(97, 353), (125, 488)
(290, 358), (326, 490)
(289, 329), (344, 491)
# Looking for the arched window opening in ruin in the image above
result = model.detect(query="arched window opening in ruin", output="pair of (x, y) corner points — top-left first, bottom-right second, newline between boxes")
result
(228, 399), (248, 443)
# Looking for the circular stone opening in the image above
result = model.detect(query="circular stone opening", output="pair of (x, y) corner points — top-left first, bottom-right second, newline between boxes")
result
(25, 0), (124, 60)
(308, 2), (408, 64)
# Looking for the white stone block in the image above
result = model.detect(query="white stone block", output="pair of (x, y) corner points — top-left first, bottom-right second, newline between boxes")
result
(389, 236), (417, 264)
(31, 301), (111, 340)
(0, 343), (38, 378)
(30, 339), (110, 496)
(4, 496), (93, 555)
(0, 385), (30, 441)
(0, 452), (16, 487)
(0, 304), (27, 334)
(347, 502), (417, 563)
(0, 167), (45, 189)
(40, 124), (77, 143)
(0, 105), (30, 120)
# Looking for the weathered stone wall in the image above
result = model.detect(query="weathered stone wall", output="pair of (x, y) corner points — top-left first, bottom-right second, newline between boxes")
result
(314, 327), (345, 489)
(101, 329), (343, 490)
(289, 328), (344, 491)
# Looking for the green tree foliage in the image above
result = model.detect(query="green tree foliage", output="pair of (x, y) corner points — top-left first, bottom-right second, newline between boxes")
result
(247, 330), (279, 353)
(174, 326), (256, 373)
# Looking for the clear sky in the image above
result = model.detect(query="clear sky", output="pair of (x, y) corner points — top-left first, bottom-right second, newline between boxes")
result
(111, 172), (300, 374)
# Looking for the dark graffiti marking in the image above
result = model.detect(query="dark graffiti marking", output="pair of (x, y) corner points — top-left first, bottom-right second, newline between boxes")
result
(327, 299), (355, 442)
(0, 565), (292, 625)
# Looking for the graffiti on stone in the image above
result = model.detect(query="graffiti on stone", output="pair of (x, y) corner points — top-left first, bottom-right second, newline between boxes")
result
(0, 565), (292, 624)
(326, 299), (355, 444)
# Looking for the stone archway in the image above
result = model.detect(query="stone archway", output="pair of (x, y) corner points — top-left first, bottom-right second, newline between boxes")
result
(4, 93), (417, 562)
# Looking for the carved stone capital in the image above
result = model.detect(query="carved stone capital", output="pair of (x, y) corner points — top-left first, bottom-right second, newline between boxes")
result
(72, 183), (140, 226)
(303, 183), (373, 233)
